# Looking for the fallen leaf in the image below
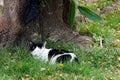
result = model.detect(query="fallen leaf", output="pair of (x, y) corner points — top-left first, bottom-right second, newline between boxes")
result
(118, 57), (120, 62)
(112, 39), (120, 47)
(40, 68), (46, 71)
(57, 63), (64, 67)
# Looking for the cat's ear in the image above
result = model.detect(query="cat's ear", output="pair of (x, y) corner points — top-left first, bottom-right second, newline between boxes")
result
(29, 40), (34, 46)
(43, 41), (47, 47)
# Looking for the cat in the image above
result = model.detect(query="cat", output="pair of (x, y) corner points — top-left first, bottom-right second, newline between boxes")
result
(29, 41), (79, 64)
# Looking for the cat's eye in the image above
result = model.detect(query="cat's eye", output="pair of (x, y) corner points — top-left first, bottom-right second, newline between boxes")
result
(30, 46), (36, 51)
(32, 46), (36, 50)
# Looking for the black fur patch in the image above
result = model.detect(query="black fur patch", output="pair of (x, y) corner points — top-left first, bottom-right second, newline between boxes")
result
(74, 57), (79, 63)
(56, 54), (72, 63)
(29, 42), (43, 51)
(48, 49), (71, 59)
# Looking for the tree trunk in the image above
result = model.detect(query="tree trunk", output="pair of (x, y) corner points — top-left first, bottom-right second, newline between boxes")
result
(0, 0), (24, 48)
(0, 0), (92, 48)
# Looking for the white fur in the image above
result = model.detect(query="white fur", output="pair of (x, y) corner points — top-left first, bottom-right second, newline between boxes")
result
(31, 46), (77, 64)
(31, 46), (51, 62)
(50, 53), (77, 64)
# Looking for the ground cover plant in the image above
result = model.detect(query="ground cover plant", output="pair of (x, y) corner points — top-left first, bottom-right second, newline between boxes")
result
(1, 0), (120, 80)
(0, 41), (120, 80)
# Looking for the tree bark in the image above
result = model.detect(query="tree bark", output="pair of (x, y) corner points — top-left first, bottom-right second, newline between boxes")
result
(0, 0), (71, 48)
(0, 0), (24, 48)
(0, 0), (92, 48)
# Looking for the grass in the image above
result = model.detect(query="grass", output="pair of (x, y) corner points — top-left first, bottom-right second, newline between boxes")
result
(0, 42), (120, 80)
(79, 0), (115, 10)
(1, 0), (120, 80)
(76, 9), (120, 47)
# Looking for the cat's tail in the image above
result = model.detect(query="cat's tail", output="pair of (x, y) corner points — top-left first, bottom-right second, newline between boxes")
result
(70, 53), (79, 63)
(74, 57), (79, 63)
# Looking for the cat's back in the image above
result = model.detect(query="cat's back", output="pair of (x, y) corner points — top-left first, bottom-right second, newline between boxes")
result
(48, 49), (71, 58)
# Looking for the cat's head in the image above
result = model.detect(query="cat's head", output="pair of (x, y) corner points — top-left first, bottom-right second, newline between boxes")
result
(29, 40), (46, 51)
(29, 41), (47, 58)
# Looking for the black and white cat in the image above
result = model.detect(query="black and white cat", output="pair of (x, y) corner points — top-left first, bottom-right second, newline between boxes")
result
(29, 41), (79, 64)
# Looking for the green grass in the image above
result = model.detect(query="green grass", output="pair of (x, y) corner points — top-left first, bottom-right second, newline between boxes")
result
(1, 0), (120, 80)
(76, 9), (120, 47)
(0, 42), (120, 80)
(79, 0), (115, 10)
